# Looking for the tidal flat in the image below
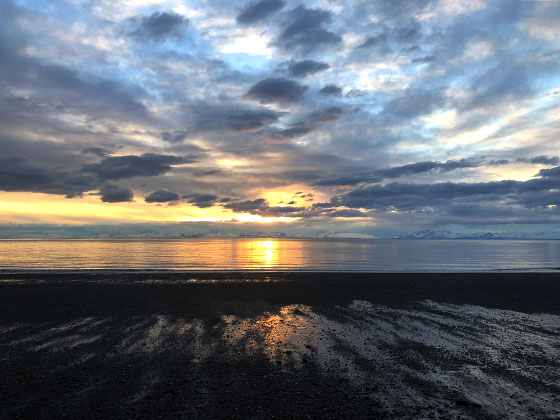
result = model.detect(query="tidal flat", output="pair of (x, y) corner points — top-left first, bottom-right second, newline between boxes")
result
(0, 272), (559, 419)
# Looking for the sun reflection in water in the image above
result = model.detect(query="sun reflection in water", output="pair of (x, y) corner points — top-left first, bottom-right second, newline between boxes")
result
(244, 240), (279, 269)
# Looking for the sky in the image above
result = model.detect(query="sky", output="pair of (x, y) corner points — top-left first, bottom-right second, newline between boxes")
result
(1, 0), (560, 238)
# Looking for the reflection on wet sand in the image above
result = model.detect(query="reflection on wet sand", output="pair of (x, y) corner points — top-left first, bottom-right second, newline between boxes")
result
(220, 301), (560, 417)
(2, 295), (560, 419)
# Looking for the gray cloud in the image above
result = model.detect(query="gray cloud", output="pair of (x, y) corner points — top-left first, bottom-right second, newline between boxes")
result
(537, 166), (560, 178)
(187, 104), (281, 135)
(100, 184), (134, 203)
(316, 158), (484, 187)
(246, 78), (308, 103)
(358, 33), (389, 50)
(277, 6), (342, 52)
(288, 60), (329, 78)
(237, 0), (285, 24)
(222, 197), (304, 216)
(131, 11), (189, 41)
(319, 85), (342, 97)
(145, 190), (180, 203)
(518, 156), (559, 166)
(183, 193), (219, 208)
(334, 169), (560, 212)
(82, 147), (111, 157)
(223, 198), (269, 212)
(0, 156), (96, 198)
(0, 37), (151, 123)
(82, 154), (190, 181)
(265, 107), (350, 140)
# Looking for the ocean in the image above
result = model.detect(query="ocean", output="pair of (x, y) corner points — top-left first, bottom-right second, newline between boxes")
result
(1, 238), (559, 272)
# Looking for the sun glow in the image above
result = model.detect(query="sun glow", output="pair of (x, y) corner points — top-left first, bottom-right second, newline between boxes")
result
(234, 213), (298, 223)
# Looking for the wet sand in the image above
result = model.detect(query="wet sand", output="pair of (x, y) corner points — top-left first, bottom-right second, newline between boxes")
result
(0, 272), (559, 419)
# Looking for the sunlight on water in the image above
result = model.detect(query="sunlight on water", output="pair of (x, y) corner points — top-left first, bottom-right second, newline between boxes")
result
(0, 238), (559, 271)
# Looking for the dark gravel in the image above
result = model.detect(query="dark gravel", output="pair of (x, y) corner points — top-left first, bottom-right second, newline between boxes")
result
(0, 272), (559, 419)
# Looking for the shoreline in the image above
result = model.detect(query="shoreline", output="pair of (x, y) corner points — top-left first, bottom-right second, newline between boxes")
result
(1, 272), (559, 419)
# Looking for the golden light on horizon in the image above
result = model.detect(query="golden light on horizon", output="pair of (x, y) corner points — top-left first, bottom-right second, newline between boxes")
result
(0, 192), (301, 225)
(234, 213), (298, 223)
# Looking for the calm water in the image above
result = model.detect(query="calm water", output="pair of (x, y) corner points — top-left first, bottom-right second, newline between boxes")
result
(0, 239), (559, 272)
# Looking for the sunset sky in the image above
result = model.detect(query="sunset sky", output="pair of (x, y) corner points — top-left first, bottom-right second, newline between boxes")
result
(1, 0), (560, 237)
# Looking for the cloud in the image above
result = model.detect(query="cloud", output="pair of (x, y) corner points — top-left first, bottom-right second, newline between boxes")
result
(358, 33), (389, 50)
(223, 198), (269, 212)
(245, 78), (308, 103)
(183, 193), (219, 208)
(237, 0), (285, 24)
(131, 11), (189, 41)
(316, 158), (484, 187)
(0, 33), (151, 123)
(82, 154), (190, 181)
(287, 60), (330, 78)
(265, 106), (350, 140)
(376, 158), (482, 178)
(185, 104), (281, 136)
(334, 170), (560, 212)
(100, 184), (134, 203)
(145, 190), (180, 203)
(222, 197), (304, 216)
(0, 156), (96, 198)
(319, 85), (342, 97)
(537, 166), (560, 178)
(82, 147), (111, 157)
(259, 206), (305, 216)
(276, 6), (342, 52)
(518, 156), (559, 166)
(382, 88), (446, 120)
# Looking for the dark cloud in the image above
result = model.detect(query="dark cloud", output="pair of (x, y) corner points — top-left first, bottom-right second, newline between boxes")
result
(266, 107), (349, 140)
(518, 156), (559, 166)
(100, 184), (134, 203)
(277, 6), (342, 52)
(358, 33), (388, 49)
(0, 156), (95, 198)
(183, 193), (219, 208)
(223, 198), (269, 212)
(259, 206), (305, 216)
(411, 55), (435, 64)
(319, 85), (342, 97)
(161, 132), (189, 143)
(245, 78), (307, 103)
(326, 209), (370, 218)
(316, 158), (484, 187)
(288, 60), (329, 78)
(395, 20), (422, 43)
(145, 190), (180, 203)
(537, 166), (560, 178)
(237, 0), (285, 24)
(382, 88), (446, 120)
(82, 154), (190, 181)
(0, 38), (150, 122)
(131, 12), (189, 41)
(82, 147), (110, 157)
(376, 158), (481, 178)
(222, 197), (304, 216)
(187, 104), (281, 135)
(334, 171), (560, 213)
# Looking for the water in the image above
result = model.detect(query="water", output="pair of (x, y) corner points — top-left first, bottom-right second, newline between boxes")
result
(0, 238), (559, 272)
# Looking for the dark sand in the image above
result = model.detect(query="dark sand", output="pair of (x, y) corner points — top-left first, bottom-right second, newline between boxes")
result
(0, 272), (559, 419)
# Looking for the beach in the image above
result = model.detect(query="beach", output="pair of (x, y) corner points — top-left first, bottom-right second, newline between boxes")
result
(1, 272), (559, 419)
